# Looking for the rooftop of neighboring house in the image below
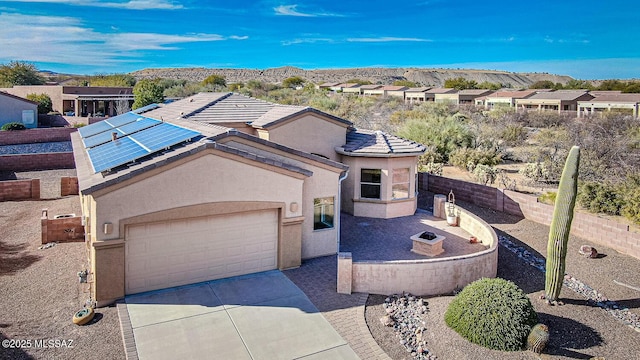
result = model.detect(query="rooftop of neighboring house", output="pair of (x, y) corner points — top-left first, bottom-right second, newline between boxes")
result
(0, 91), (39, 105)
(487, 90), (538, 98)
(582, 93), (640, 103)
(425, 88), (456, 94)
(381, 85), (408, 91)
(359, 84), (383, 90)
(405, 87), (432, 93)
(458, 89), (494, 96)
(524, 90), (593, 101)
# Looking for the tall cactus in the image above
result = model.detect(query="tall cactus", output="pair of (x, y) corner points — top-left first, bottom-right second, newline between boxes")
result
(544, 146), (580, 304)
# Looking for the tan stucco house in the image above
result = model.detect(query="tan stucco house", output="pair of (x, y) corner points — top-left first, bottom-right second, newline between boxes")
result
(72, 92), (425, 305)
(515, 90), (594, 112)
(0, 85), (134, 117)
(0, 92), (38, 128)
(577, 93), (640, 118)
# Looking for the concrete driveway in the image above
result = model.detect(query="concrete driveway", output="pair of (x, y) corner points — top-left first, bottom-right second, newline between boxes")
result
(121, 270), (359, 360)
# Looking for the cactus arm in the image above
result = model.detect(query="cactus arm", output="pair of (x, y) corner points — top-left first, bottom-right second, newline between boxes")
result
(544, 146), (580, 303)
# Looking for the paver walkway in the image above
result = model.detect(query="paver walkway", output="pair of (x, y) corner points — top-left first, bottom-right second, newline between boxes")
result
(284, 256), (391, 360)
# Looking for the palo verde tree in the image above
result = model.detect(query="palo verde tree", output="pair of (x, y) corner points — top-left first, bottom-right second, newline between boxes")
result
(544, 146), (580, 305)
(132, 79), (164, 110)
(0, 61), (45, 86)
(201, 74), (226, 90)
(282, 76), (305, 89)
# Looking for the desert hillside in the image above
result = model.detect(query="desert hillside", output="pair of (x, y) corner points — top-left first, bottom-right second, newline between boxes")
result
(130, 66), (573, 88)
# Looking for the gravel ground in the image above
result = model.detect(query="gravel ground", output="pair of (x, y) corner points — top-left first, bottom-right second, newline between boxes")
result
(365, 192), (640, 360)
(0, 197), (124, 360)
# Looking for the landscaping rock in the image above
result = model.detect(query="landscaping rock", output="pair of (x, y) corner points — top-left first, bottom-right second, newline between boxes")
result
(383, 293), (437, 360)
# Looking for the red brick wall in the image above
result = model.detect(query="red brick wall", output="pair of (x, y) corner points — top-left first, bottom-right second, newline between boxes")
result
(0, 179), (40, 201)
(0, 127), (76, 145)
(41, 215), (85, 244)
(420, 173), (640, 261)
(0, 152), (75, 171)
(61, 176), (79, 196)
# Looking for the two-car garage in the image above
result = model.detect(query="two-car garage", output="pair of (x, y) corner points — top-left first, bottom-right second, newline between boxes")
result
(124, 209), (279, 295)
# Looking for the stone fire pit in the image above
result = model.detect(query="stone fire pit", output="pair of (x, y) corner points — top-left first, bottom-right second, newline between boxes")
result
(411, 231), (445, 257)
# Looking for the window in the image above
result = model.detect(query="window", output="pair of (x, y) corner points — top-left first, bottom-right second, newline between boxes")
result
(392, 168), (410, 199)
(360, 169), (381, 199)
(314, 197), (334, 230)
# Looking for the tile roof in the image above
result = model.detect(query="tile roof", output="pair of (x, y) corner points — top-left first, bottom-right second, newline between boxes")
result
(142, 92), (230, 121)
(583, 93), (640, 103)
(459, 89), (493, 96)
(382, 86), (408, 91)
(526, 91), (592, 101)
(488, 90), (538, 98)
(405, 87), (431, 93)
(250, 106), (353, 129)
(337, 129), (426, 156)
(360, 84), (383, 90)
(425, 88), (455, 94)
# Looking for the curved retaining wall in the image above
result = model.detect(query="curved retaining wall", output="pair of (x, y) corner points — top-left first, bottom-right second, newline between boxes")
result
(337, 205), (498, 296)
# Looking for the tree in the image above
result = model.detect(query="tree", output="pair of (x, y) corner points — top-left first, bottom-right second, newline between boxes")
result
(444, 77), (478, 90)
(115, 98), (131, 115)
(89, 74), (136, 87)
(346, 78), (372, 85)
(132, 79), (164, 109)
(477, 81), (502, 90)
(563, 79), (593, 90)
(26, 93), (53, 114)
(393, 80), (418, 88)
(282, 76), (305, 89)
(201, 74), (226, 89)
(0, 61), (45, 86)
(529, 80), (556, 89)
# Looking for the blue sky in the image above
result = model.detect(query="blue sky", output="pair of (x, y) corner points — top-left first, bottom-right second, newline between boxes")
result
(0, 0), (638, 79)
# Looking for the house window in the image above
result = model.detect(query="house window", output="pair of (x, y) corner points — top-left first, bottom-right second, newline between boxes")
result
(314, 197), (334, 230)
(360, 169), (381, 199)
(392, 168), (410, 199)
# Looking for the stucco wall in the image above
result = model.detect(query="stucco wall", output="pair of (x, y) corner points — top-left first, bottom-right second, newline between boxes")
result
(266, 114), (347, 162)
(338, 205), (498, 296)
(0, 94), (38, 127)
(1, 86), (64, 113)
(92, 152), (305, 241)
(340, 155), (418, 218)
(421, 173), (640, 261)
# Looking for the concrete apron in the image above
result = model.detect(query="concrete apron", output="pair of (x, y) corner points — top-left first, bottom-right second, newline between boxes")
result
(123, 270), (360, 360)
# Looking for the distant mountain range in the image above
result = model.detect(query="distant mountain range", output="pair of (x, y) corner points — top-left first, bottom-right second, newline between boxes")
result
(129, 66), (574, 88)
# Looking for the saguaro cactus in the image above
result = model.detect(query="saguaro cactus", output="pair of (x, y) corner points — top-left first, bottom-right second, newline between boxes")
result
(544, 146), (580, 304)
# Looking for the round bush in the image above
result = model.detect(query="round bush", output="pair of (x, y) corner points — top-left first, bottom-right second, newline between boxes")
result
(444, 278), (538, 351)
(1, 122), (26, 131)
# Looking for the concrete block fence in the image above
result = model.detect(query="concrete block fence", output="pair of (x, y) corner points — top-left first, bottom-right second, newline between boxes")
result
(419, 173), (640, 260)
(0, 179), (40, 201)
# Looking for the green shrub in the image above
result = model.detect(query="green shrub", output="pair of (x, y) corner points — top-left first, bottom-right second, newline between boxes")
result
(519, 162), (552, 184)
(473, 164), (498, 185)
(538, 191), (557, 205)
(444, 278), (538, 351)
(578, 182), (623, 215)
(449, 147), (502, 170)
(1, 122), (26, 131)
(621, 175), (640, 225)
(500, 124), (528, 145)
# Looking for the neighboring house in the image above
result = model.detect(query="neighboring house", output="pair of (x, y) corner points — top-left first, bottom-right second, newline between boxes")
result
(577, 93), (640, 118)
(435, 89), (494, 105)
(331, 83), (359, 92)
(316, 82), (341, 90)
(71, 92), (425, 305)
(425, 88), (456, 101)
(382, 86), (409, 98)
(0, 92), (38, 128)
(404, 87), (432, 103)
(341, 85), (362, 95)
(515, 90), (594, 112)
(0, 85), (134, 117)
(360, 84), (384, 96)
(479, 90), (538, 109)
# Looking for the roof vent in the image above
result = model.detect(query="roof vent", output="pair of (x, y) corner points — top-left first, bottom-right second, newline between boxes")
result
(111, 132), (118, 141)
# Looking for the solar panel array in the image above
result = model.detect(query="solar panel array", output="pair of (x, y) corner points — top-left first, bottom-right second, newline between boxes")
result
(79, 111), (200, 173)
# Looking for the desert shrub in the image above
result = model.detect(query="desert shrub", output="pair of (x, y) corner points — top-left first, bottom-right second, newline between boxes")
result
(1, 122), (26, 131)
(497, 170), (517, 190)
(538, 191), (557, 205)
(519, 162), (553, 184)
(473, 164), (498, 185)
(620, 175), (640, 225)
(578, 182), (623, 215)
(26, 93), (52, 114)
(449, 147), (502, 170)
(419, 162), (443, 176)
(444, 278), (538, 351)
(500, 124), (528, 145)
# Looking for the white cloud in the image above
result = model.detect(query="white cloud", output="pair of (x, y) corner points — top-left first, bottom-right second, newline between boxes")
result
(282, 38), (335, 46)
(0, 13), (246, 66)
(2, 0), (184, 10)
(347, 37), (430, 43)
(274, 4), (343, 17)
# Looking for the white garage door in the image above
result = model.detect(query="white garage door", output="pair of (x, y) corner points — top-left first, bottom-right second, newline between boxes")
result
(125, 209), (278, 294)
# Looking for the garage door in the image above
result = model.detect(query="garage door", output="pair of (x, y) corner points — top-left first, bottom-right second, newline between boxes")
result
(125, 209), (278, 294)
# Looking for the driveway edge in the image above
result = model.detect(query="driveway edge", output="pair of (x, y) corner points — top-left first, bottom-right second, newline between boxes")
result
(116, 301), (139, 360)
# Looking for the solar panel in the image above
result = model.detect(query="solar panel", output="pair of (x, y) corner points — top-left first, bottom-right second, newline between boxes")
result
(87, 137), (149, 173)
(131, 103), (160, 114)
(82, 129), (125, 149)
(118, 117), (161, 135)
(78, 112), (142, 138)
(78, 121), (113, 138)
(129, 122), (200, 152)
